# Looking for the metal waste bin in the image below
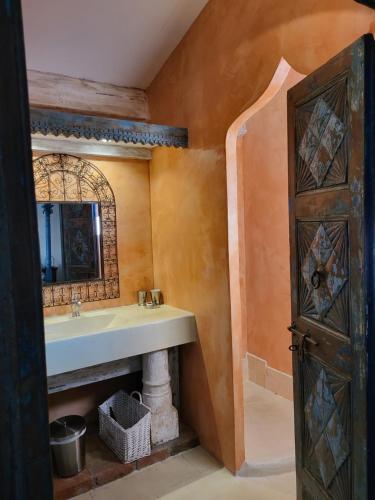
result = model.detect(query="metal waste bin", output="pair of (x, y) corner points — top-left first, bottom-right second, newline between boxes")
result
(50, 415), (86, 477)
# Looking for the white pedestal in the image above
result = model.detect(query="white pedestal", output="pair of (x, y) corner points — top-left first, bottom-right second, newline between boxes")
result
(142, 349), (179, 445)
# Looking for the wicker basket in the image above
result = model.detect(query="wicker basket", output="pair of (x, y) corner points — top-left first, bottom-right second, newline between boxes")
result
(99, 390), (151, 463)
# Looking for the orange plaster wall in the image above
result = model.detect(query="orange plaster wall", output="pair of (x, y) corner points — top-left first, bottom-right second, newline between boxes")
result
(39, 156), (154, 317)
(150, 147), (228, 464)
(242, 70), (304, 375)
(147, 0), (375, 473)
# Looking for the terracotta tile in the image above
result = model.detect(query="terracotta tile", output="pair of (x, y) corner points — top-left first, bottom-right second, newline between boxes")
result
(85, 435), (135, 487)
(53, 469), (92, 500)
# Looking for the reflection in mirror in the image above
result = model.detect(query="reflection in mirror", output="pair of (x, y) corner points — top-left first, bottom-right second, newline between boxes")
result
(37, 202), (102, 284)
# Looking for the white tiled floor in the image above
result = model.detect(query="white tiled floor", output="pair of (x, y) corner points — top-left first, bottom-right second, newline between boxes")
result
(243, 381), (295, 474)
(75, 382), (296, 499)
(75, 449), (295, 500)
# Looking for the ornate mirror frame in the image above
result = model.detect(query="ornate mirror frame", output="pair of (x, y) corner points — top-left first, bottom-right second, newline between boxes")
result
(33, 153), (120, 307)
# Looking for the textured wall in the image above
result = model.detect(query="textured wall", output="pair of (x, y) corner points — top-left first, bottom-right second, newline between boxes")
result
(40, 156), (154, 317)
(147, 0), (374, 472)
(241, 69), (304, 376)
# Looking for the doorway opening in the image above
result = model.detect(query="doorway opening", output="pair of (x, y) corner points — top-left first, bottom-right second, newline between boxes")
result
(226, 59), (305, 474)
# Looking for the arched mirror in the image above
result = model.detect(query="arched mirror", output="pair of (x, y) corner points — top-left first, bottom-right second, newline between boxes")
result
(33, 153), (119, 307)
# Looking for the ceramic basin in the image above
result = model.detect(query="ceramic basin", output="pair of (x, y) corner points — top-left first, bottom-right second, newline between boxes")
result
(44, 304), (197, 376)
(45, 314), (117, 337)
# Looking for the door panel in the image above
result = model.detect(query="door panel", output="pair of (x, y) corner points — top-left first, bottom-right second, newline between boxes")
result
(302, 357), (351, 496)
(295, 74), (349, 194)
(288, 35), (373, 499)
(298, 219), (349, 334)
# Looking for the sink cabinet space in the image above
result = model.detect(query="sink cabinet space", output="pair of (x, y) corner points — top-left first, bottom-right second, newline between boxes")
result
(44, 304), (197, 445)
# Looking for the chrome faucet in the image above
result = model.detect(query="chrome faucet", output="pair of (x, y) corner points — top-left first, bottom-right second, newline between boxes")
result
(71, 294), (82, 318)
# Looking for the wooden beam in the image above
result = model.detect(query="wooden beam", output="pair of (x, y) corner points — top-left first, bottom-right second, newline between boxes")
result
(0, 1), (53, 497)
(32, 135), (152, 160)
(28, 69), (150, 121)
(30, 107), (189, 148)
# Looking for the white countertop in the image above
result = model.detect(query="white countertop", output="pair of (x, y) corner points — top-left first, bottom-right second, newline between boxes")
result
(44, 304), (197, 376)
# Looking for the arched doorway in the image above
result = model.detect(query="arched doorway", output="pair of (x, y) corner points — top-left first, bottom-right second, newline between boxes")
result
(226, 59), (305, 473)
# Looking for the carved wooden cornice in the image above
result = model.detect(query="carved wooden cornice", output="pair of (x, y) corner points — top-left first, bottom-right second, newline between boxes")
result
(30, 107), (188, 148)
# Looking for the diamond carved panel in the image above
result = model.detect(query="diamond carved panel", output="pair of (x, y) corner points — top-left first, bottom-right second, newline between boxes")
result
(298, 221), (349, 334)
(303, 357), (351, 499)
(296, 77), (348, 193)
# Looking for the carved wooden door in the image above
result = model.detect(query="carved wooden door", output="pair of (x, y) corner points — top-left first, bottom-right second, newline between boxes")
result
(288, 35), (375, 499)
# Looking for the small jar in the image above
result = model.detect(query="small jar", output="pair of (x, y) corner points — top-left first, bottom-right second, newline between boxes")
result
(137, 290), (148, 306)
(150, 289), (162, 306)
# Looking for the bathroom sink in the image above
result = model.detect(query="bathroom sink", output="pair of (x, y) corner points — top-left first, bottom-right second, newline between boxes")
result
(44, 304), (197, 376)
(45, 313), (117, 338)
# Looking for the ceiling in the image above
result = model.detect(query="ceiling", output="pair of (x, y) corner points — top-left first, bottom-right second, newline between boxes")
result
(22, 0), (208, 89)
